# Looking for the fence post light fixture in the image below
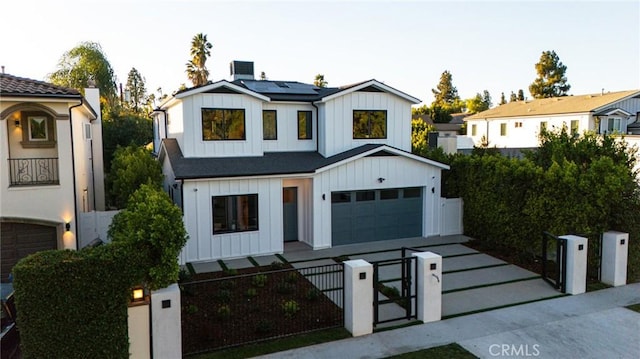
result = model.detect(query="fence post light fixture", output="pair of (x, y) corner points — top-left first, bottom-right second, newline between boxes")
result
(14, 119), (20, 127)
(378, 177), (385, 183)
(132, 287), (145, 302)
(65, 222), (71, 231)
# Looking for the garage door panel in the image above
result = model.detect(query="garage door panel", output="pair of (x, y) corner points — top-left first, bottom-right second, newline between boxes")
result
(332, 188), (423, 246)
(1, 222), (57, 282)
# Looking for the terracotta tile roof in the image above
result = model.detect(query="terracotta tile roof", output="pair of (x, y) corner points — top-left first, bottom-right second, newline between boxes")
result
(0, 73), (81, 98)
(466, 90), (640, 120)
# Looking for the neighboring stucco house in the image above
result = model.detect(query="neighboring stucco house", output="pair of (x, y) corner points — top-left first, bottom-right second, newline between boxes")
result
(154, 61), (450, 264)
(464, 90), (640, 151)
(0, 74), (105, 281)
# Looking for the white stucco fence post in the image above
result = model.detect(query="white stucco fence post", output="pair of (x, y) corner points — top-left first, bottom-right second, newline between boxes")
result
(601, 231), (628, 287)
(560, 235), (588, 295)
(151, 283), (182, 359)
(127, 301), (150, 359)
(343, 259), (373, 336)
(413, 252), (442, 323)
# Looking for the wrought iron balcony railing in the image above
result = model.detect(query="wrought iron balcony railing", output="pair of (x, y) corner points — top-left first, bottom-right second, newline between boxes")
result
(8, 158), (60, 186)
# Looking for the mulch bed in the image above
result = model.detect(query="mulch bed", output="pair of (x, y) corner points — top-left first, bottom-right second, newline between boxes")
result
(180, 264), (343, 356)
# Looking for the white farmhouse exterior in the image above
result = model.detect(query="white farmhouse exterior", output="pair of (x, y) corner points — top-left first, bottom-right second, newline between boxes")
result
(0, 74), (105, 281)
(464, 90), (640, 150)
(154, 61), (450, 264)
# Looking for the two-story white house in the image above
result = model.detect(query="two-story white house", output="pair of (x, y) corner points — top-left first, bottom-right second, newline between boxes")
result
(464, 90), (640, 152)
(0, 74), (105, 281)
(154, 61), (450, 263)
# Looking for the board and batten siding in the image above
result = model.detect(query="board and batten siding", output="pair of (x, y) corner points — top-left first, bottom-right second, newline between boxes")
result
(180, 94), (265, 158)
(166, 102), (184, 152)
(262, 103), (317, 152)
(319, 92), (412, 157)
(180, 178), (283, 264)
(312, 155), (442, 249)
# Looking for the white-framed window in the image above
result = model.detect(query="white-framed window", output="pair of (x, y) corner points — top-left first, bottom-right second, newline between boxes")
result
(570, 120), (579, 135)
(607, 117), (622, 133)
(471, 124), (477, 136)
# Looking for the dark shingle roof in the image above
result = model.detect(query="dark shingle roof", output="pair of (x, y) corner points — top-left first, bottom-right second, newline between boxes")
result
(162, 139), (384, 179)
(232, 80), (342, 102)
(0, 73), (81, 98)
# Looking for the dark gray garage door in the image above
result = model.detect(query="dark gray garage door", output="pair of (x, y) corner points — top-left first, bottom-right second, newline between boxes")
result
(1, 222), (57, 282)
(331, 187), (423, 246)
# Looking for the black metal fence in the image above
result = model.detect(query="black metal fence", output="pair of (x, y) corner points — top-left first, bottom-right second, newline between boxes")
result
(541, 231), (567, 293)
(8, 158), (59, 186)
(180, 263), (344, 356)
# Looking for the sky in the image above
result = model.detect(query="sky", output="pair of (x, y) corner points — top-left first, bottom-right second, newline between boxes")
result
(2, 0), (639, 106)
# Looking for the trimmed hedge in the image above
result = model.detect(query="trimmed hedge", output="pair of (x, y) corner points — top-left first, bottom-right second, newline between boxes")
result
(442, 130), (640, 282)
(12, 244), (142, 358)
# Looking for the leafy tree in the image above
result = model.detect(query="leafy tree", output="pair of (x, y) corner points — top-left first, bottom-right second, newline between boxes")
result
(260, 71), (267, 80)
(102, 111), (153, 173)
(48, 41), (117, 107)
(467, 90), (492, 113)
(124, 67), (147, 112)
(509, 91), (517, 102)
(411, 117), (435, 156)
(108, 184), (188, 290)
(186, 33), (213, 87)
(430, 104), (453, 123)
(412, 104), (429, 116)
(499, 92), (507, 105)
(517, 89), (525, 101)
(314, 74), (327, 87)
(106, 145), (163, 209)
(529, 50), (571, 98)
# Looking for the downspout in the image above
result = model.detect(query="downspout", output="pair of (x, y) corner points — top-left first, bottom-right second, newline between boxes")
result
(180, 179), (184, 212)
(311, 102), (319, 153)
(485, 119), (490, 145)
(69, 98), (83, 250)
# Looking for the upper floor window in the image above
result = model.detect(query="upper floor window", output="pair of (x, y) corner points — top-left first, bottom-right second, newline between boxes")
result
(212, 194), (258, 234)
(20, 111), (56, 148)
(298, 111), (312, 140)
(353, 110), (387, 139)
(500, 123), (507, 136)
(607, 117), (622, 133)
(202, 108), (245, 140)
(263, 110), (277, 140)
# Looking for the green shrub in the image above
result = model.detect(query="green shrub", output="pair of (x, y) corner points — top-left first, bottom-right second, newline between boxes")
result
(306, 288), (321, 301)
(252, 274), (267, 287)
(12, 245), (140, 358)
(217, 305), (231, 320)
(281, 300), (299, 318)
(285, 271), (299, 284)
(245, 288), (258, 298)
(185, 304), (199, 314)
(219, 279), (235, 290)
(216, 289), (232, 303)
(255, 319), (274, 334)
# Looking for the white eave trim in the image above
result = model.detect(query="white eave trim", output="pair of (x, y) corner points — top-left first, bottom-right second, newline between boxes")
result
(596, 108), (633, 117)
(316, 145), (449, 173)
(316, 80), (421, 104)
(174, 80), (270, 102)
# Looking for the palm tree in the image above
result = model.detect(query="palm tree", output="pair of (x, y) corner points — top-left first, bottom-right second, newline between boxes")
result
(186, 33), (212, 87)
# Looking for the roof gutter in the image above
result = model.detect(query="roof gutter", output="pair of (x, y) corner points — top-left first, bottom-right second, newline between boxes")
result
(69, 98), (83, 250)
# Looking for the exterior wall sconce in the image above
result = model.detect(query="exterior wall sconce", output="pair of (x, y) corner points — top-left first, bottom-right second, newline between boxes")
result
(65, 222), (71, 231)
(377, 177), (385, 183)
(14, 119), (20, 127)
(322, 194), (326, 200)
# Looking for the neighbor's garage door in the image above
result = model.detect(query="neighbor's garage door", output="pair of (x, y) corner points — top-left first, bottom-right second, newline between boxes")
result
(1, 222), (57, 282)
(331, 187), (423, 246)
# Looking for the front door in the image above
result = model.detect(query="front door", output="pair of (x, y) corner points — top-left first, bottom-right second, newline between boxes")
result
(283, 187), (298, 242)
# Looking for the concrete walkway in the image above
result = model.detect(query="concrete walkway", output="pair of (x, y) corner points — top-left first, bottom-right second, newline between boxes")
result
(257, 283), (640, 359)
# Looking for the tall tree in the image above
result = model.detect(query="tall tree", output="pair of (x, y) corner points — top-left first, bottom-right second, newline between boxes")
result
(499, 92), (507, 105)
(314, 74), (327, 87)
(49, 41), (117, 106)
(466, 90), (492, 114)
(125, 67), (146, 112)
(517, 89), (525, 101)
(431, 70), (460, 107)
(186, 33), (212, 87)
(529, 50), (571, 98)
(510, 91), (517, 102)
